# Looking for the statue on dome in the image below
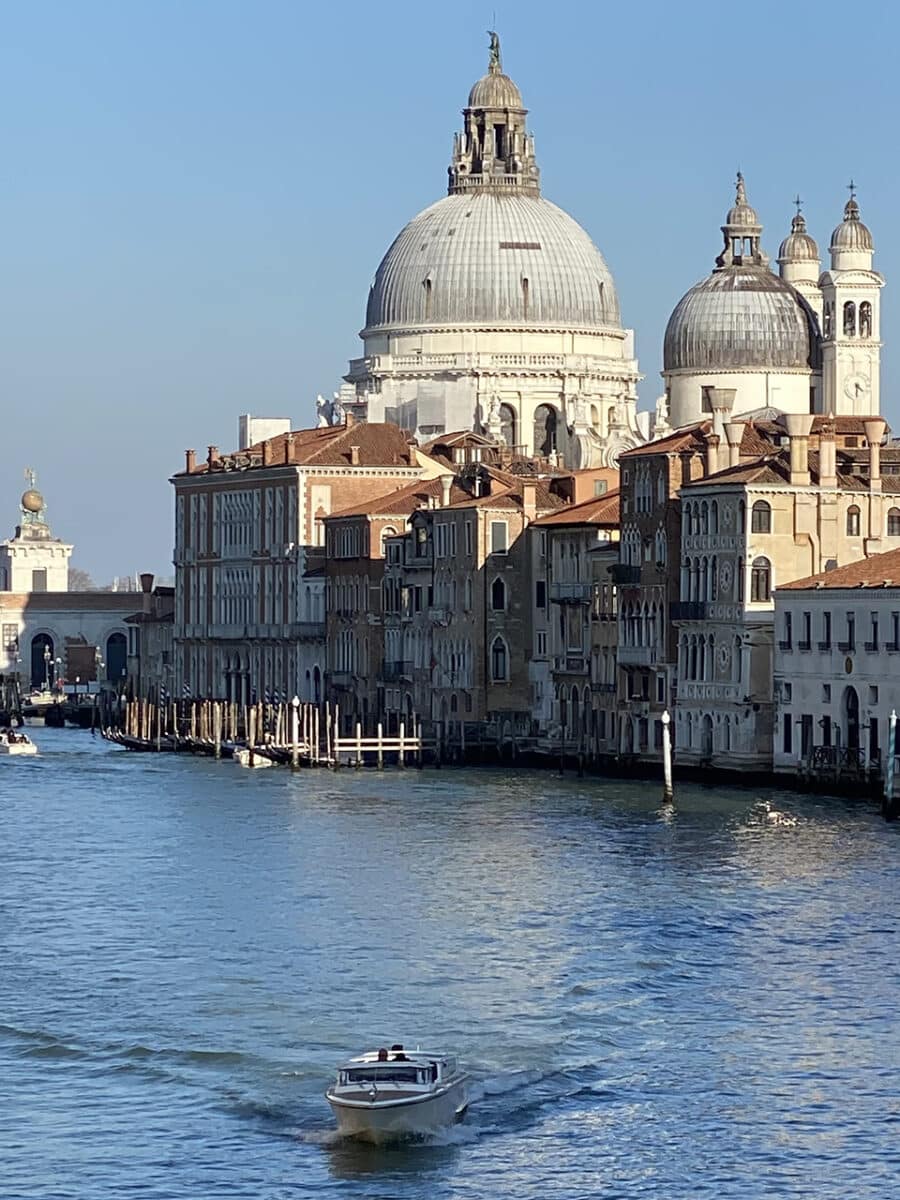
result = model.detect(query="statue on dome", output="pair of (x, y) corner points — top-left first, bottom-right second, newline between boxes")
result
(487, 30), (501, 71)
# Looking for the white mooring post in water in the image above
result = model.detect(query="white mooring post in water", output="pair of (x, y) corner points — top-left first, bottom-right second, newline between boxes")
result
(661, 709), (674, 804)
(290, 695), (300, 768)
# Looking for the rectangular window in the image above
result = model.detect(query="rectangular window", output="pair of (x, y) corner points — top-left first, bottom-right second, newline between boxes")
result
(820, 610), (832, 650)
(783, 682), (792, 702)
(870, 718), (880, 761)
(465, 522), (473, 557)
(2, 623), (17, 651)
(535, 580), (547, 609)
(866, 612), (879, 652)
(822, 715), (832, 747)
(801, 714), (813, 758)
(781, 611), (793, 649)
(539, 530), (547, 558)
(656, 674), (665, 703)
(891, 611), (900, 650)
(783, 713), (792, 754)
(839, 612), (856, 652)
(869, 685), (879, 704)
(536, 630), (547, 656)
(800, 611), (812, 650)
(490, 521), (508, 555)
(31, 568), (48, 592)
(822, 683), (831, 702)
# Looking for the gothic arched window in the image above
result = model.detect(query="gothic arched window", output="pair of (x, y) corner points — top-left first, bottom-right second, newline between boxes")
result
(491, 577), (507, 611)
(490, 636), (509, 682)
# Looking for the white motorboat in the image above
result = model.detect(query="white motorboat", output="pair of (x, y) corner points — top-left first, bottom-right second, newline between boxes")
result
(0, 729), (38, 756)
(326, 1046), (469, 1143)
(233, 747), (275, 768)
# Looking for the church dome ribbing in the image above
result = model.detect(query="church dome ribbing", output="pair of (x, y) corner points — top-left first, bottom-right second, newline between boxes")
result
(363, 35), (621, 334)
(831, 196), (873, 252)
(778, 211), (819, 264)
(664, 175), (816, 373)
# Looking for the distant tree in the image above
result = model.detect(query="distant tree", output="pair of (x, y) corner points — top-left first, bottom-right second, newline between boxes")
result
(68, 567), (95, 592)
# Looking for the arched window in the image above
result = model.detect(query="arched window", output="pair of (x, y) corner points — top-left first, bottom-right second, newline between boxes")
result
(888, 508), (900, 537)
(533, 405), (557, 457)
(490, 637), (509, 682)
(860, 301), (873, 338)
(105, 632), (127, 683)
(751, 500), (771, 534)
(491, 577), (506, 611)
(499, 404), (517, 449)
(751, 557), (771, 602)
(843, 300), (856, 337)
(847, 505), (861, 537)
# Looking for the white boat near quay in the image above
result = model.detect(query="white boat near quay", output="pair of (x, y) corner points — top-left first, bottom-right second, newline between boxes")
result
(326, 1046), (469, 1143)
(0, 729), (38, 756)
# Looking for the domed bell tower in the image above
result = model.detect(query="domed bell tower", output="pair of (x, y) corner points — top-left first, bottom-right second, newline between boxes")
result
(820, 186), (884, 416)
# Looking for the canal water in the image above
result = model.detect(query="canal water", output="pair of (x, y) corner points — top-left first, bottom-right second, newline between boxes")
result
(1, 731), (898, 1199)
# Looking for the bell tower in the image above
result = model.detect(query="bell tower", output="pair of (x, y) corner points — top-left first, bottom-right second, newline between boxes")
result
(820, 185), (884, 416)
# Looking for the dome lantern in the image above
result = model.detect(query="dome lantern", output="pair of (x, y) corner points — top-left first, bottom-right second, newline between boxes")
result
(449, 31), (540, 198)
(715, 173), (768, 270)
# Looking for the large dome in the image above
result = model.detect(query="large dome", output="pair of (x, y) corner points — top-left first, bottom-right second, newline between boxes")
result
(664, 270), (814, 372)
(364, 192), (621, 332)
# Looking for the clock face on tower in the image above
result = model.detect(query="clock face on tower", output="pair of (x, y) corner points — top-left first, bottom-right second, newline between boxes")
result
(844, 373), (869, 402)
(719, 560), (733, 596)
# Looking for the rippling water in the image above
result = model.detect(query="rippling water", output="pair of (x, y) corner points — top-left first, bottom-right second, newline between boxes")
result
(2, 730), (898, 1198)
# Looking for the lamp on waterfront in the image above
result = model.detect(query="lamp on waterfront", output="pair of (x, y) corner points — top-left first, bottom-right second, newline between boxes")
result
(54, 657), (62, 694)
(291, 694), (300, 768)
(43, 644), (51, 692)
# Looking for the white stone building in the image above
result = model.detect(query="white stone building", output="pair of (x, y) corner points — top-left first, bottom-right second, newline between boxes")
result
(0, 475), (72, 593)
(773, 547), (900, 778)
(342, 35), (645, 468)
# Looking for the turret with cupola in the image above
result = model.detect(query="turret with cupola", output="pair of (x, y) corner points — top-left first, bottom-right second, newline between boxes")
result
(819, 187), (884, 416)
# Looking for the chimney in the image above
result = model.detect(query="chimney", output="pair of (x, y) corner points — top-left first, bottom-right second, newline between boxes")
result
(344, 410), (355, 428)
(784, 413), (814, 487)
(207, 445), (218, 468)
(723, 422), (743, 469)
(440, 475), (452, 508)
(262, 439), (273, 467)
(705, 434), (720, 477)
(140, 572), (154, 615)
(819, 420), (837, 487)
(349, 445), (360, 466)
(522, 478), (537, 523)
(185, 448), (196, 473)
(284, 433), (295, 464)
(863, 417), (886, 490)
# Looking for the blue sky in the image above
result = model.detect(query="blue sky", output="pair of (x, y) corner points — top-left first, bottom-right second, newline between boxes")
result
(2, 0), (897, 580)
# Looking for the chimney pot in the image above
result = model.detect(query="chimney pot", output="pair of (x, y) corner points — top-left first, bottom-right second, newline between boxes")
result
(440, 475), (452, 507)
(784, 413), (814, 487)
(349, 445), (360, 466)
(285, 434), (295, 464)
(207, 445), (218, 467)
(185, 449), (196, 473)
(345, 410), (355, 428)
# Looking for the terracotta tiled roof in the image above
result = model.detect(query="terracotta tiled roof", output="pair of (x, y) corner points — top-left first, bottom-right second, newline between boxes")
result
(620, 421), (712, 458)
(683, 455), (789, 487)
(328, 476), (468, 519)
(180, 421), (417, 475)
(779, 546), (900, 591)
(531, 490), (620, 527)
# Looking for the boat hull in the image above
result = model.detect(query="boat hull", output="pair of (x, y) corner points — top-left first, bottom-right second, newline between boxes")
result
(0, 743), (38, 756)
(327, 1079), (468, 1144)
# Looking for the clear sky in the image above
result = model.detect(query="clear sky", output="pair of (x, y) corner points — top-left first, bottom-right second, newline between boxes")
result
(3, 0), (897, 581)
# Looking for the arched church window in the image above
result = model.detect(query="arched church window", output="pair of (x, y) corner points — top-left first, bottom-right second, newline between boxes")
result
(533, 405), (557, 457)
(888, 508), (900, 537)
(843, 301), (856, 337)
(750, 557), (771, 603)
(499, 404), (517, 449)
(860, 302), (872, 339)
(751, 500), (771, 534)
(846, 506), (861, 537)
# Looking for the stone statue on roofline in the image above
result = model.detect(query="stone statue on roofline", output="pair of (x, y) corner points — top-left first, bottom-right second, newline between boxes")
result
(488, 30), (501, 71)
(315, 394), (333, 427)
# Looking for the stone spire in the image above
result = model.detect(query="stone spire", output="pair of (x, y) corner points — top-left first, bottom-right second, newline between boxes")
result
(715, 173), (769, 270)
(448, 34), (540, 197)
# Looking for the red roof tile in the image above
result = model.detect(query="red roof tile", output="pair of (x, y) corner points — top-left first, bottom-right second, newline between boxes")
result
(779, 546), (900, 591)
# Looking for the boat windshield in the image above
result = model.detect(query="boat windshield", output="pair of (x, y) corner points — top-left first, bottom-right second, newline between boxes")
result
(344, 1066), (422, 1085)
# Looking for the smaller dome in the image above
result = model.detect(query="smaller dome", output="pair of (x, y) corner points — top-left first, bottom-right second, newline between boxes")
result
(778, 213), (819, 263)
(21, 489), (43, 514)
(830, 197), (873, 252)
(467, 70), (523, 109)
(724, 173), (760, 230)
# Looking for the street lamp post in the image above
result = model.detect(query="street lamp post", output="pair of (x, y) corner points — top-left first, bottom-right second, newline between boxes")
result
(43, 645), (51, 692)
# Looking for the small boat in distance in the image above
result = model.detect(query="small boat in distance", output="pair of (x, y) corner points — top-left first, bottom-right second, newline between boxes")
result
(0, 729), (38, 756)
(326, 1045), (469, 1143)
